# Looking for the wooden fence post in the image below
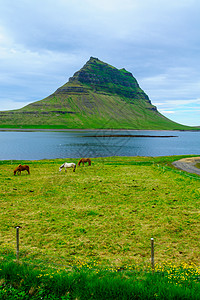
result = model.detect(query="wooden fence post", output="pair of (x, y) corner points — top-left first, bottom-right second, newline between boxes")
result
(15, 226), (21, 261)
(151, 238), (154, 272)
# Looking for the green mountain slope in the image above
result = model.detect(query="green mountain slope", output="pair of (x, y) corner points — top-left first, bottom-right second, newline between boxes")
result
(0, 57), (196, 130)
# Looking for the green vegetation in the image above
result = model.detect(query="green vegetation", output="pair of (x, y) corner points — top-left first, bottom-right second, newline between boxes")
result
(195, 163), (200, 169)
(0, 260), (199, 299)
(72, 57), (142, 98)
(0, 155), (200, 298)
(0, 156), (199, 266)
(0, 57), (198, 130)
(0, 92), (195, 130)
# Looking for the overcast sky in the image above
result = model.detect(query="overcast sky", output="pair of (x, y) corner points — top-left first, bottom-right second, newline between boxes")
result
(0, 0), (199, 126)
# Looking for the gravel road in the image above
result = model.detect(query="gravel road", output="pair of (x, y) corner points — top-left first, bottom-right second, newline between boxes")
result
(172, 157), (200, 175)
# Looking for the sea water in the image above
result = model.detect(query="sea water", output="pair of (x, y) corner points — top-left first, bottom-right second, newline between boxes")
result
(0, 130), (199, 160)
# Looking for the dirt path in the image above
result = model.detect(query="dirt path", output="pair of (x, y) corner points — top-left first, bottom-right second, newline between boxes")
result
(172, 157), (200, 175)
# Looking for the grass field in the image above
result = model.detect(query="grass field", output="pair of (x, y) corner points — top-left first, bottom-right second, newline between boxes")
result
(0, 155), (199, 270)
(0, 156), (200, 299)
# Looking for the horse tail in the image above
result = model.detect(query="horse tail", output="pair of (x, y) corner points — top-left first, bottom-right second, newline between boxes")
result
(27, 166), (30, 174)
(88, 159), (91, 166)
(73, 164), (76, 172)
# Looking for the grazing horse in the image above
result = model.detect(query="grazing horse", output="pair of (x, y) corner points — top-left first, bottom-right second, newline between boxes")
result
(78, 158), (91, 166)
(14, 164), (30, 175)
(59, 162), (76, 172)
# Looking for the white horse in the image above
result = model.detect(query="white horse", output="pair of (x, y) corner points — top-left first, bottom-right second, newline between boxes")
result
(59, 162), (76, 172)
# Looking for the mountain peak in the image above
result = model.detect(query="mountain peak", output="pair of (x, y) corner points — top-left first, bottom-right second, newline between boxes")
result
(88, 56), (100, 62)
(0, 57), (191, 130)
(68, 57), (149, 100)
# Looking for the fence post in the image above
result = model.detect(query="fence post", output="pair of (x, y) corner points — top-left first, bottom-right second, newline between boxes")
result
(151, 238), (154, 272)
(15, 226), (21, 261)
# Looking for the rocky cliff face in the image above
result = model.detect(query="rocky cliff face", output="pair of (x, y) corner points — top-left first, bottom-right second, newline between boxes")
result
(55, 57), (151, 102)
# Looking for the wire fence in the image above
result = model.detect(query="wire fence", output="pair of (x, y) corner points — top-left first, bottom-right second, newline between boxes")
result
(1, 227), (156, 274)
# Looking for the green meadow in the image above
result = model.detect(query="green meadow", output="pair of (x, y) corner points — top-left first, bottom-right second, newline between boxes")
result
(0, 156), (199, 266)
(0, 156), (200, 299)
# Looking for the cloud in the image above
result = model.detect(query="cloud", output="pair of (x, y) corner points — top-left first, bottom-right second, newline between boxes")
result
(155, 98), (200, 126)
(154, 98), (200, 107)
(0, 0), (199, 126)
(140, 68), (200, 113)
(160, 111), (175, 114)
(0, 99), (32, 111)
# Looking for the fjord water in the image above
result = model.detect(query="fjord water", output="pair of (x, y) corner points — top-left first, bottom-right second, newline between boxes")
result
(0, 130), (199, 160)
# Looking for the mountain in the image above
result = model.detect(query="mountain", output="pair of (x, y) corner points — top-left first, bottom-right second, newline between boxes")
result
(0, 57), (196, 130)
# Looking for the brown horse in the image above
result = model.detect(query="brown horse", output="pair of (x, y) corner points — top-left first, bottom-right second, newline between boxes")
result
(14, 164), (30, 175)
(78, 158), (91, 166)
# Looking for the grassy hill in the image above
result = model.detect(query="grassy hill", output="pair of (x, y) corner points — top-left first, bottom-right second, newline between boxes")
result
(0, 57), (197, 130)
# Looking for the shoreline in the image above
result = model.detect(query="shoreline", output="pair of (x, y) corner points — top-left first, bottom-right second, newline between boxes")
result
(0, 128), (197, 132)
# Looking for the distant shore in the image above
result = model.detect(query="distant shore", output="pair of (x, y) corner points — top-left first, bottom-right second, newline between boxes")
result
(0, 128), (196, 132)
(4, 127), (199, 138)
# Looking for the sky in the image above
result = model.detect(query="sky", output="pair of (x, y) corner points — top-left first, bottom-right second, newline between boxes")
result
(0, 0), (200, 126)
